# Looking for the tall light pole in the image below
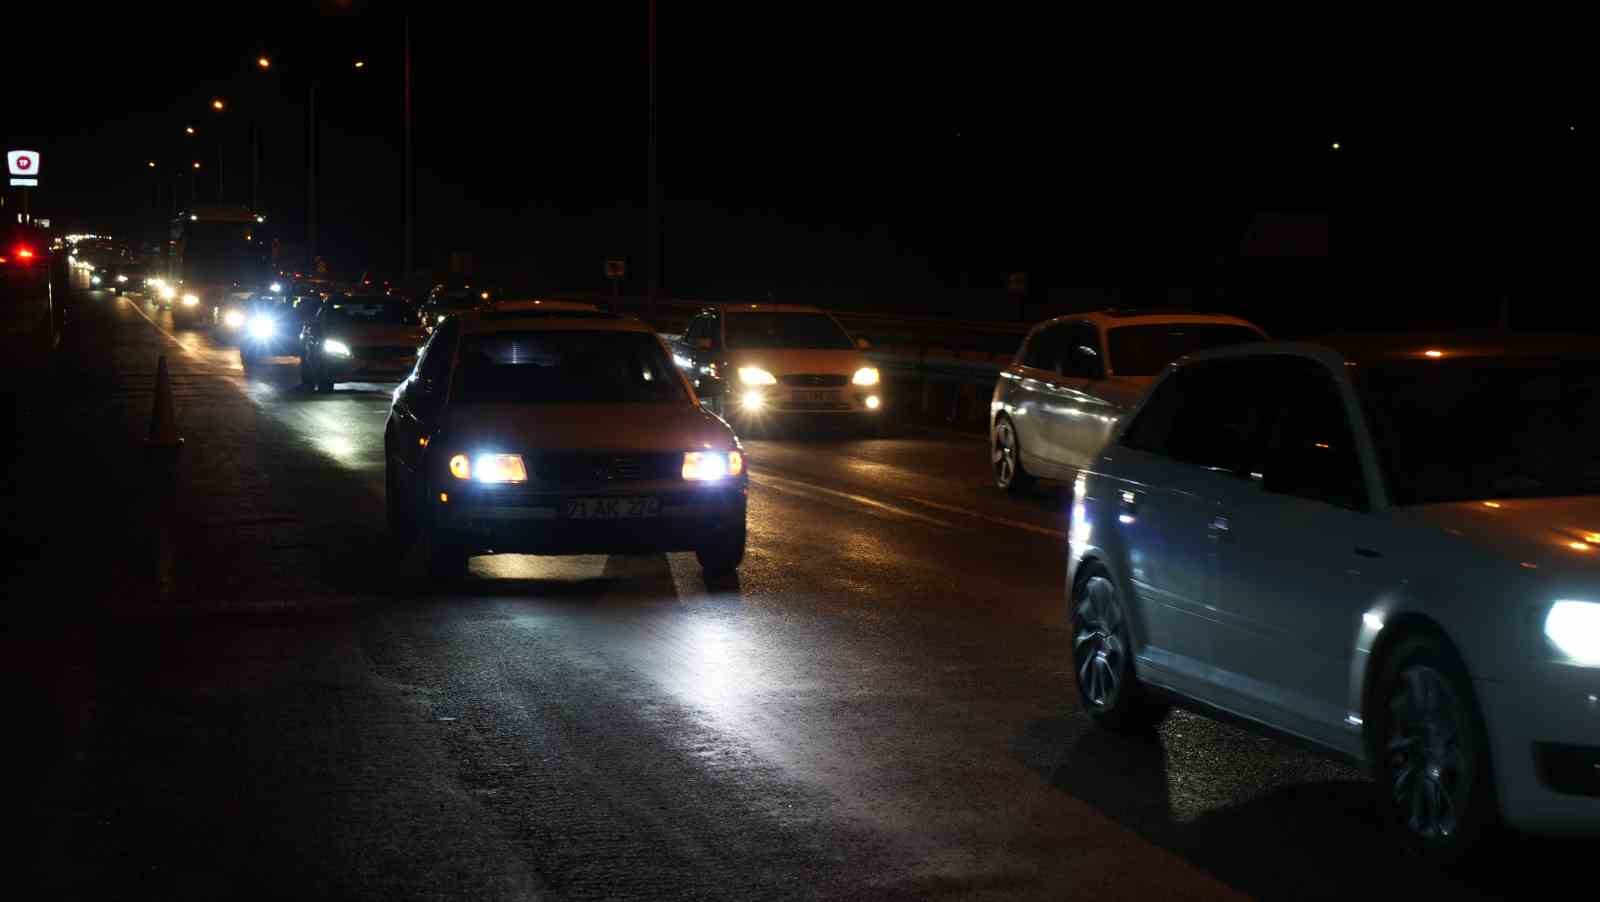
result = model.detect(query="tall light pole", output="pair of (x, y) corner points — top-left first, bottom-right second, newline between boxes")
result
(403, 14), (414, 279)
(647, 0), (659, 307)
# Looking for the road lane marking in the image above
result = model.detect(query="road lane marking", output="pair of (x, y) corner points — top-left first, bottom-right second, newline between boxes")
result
(120, 296), (193, 350)
(900, 496), (1067, 540)
(749, 471), (954, 528)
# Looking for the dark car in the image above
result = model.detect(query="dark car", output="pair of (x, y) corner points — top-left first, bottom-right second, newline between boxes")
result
(418, 281), (495, 332)
(238, 294), (311, 369)
(106, 263), (147, 296)
(1, 225), (60, 371)
(299, 293), (428, 391)
(384, 308), (747, 580)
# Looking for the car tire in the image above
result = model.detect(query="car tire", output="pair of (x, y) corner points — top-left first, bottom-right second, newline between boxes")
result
(696, 522), (746, 577)
(1367, 632), (1497, 864)
(1071, 565), (1170, 732)
(993, 415), (1037, 493)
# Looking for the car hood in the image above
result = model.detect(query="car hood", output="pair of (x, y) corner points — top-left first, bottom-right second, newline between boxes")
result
(723, 348), (869, 377)
(1397, 496), (1600, 575)
(441, 403), (736, 453)
(327, 324), (427, 347)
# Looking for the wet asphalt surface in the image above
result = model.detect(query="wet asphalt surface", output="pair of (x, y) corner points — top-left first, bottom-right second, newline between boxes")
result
(8, 279), (1588, 899)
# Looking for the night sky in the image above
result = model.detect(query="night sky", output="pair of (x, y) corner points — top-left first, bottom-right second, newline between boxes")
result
(3, 5), (1587, 332)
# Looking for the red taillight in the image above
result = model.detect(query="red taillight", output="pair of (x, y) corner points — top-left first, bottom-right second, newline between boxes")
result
(15, 246), (35, 260)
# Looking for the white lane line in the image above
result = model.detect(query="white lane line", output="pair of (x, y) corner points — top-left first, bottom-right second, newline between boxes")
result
(900, 495), (1067, 540)
(120, 296), (194, 351)
(749, 471), (954, 528)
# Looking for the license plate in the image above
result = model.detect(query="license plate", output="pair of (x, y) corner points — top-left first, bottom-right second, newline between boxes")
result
(562, 497), (660, 519)
(794, 390), (840, 402)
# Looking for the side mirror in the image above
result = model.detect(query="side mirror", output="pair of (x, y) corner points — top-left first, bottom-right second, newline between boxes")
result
(856, 337), (872, 351)
(694, 337), (714, 351)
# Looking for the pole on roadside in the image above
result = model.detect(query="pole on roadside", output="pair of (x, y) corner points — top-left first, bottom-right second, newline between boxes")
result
(308, 81), (318, 267)
(646, 0), (659, 317)
(403, 14), (414, 280)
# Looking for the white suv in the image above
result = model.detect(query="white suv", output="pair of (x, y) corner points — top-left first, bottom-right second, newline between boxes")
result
(991, 310), (1263, 492)
(1069, 335), (1600, 859)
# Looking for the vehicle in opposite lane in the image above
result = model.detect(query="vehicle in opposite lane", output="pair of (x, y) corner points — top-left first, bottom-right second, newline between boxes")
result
(1068, 333), (1600, 861)
(385, 308), (747, 580)
(992, 309), (1265, 492)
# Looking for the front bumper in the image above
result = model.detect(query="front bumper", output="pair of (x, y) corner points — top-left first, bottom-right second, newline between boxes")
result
(321, 354), (417, 383)
(1477, 663), (1600, 835)
(729, 386), (883, 416)
(430, 482), (747, 555)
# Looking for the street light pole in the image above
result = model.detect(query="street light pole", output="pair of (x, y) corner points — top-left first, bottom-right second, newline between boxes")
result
(647, 0), (659, 309)
(308, 81), (318, 267)
(403, 14), (414, 279)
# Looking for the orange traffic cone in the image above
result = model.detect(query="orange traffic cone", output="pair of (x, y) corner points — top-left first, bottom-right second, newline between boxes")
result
(146, 354), (184, 453)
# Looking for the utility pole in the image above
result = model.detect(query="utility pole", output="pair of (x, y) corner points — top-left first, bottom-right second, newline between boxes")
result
(647, 0), (659, 311)
(308, 82), (318, 267)
(403, 14), (415, 279)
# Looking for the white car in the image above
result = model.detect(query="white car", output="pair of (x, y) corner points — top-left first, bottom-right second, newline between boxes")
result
(1069, 334), (1600, 859)
(671, 304), (883, 426)
(991, 310), (1264, 492)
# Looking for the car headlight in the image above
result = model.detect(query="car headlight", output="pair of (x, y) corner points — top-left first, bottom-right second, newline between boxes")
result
(181, 293), (200, 307)
(1546, 600), (1600, 665)
(248, 315), (276, 340)
(90, 275), (101, 285)
(853, 366), (880, 386)
(269, 281), (282, 293)
(738, 366), (777, 386)
(223, 309), (246, 328)
(448, 453), (528, 483)
(683, 450), (743, 481)
(323, 339), (352, 358)
(436, 313), (447, 325)
(160, 285), (177, 301)
(115, 274), (129, 284)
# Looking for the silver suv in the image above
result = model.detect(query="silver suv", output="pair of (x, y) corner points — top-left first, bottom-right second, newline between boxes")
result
(990, 309), (1264, 492)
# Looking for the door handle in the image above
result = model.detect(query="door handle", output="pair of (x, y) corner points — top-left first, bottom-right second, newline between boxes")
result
(1353, 546), (1383, 559)
(1208, 515), (1231, 541)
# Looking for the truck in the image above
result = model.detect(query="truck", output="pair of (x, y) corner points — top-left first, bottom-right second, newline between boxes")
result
(158, 204), (273, 328)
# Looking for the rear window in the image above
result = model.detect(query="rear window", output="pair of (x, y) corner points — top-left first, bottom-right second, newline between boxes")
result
(325, 299), (414, 325)
(453, 330), (684, 404)
(1107, 324), (1263, 377)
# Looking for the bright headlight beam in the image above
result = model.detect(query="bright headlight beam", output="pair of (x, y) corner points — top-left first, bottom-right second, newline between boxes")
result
(223, 310), (246, 328)
(1546, 600), (1600, 665)
(248, 316), (276, 340)
(181, 293), (200, 307)
(738, 366), (777, 386)
(473, 453), (528, 484)
(323, 339), (352, 358)
(683, 451), (732, 481)
(269, 281), (282, 293)
(853, 366), (880, 386)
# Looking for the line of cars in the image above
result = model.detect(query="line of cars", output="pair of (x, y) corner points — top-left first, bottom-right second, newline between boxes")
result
(990, 312), (1600, 858)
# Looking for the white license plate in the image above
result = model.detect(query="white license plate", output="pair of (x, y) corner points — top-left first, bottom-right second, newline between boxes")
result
(794, 390), (840, 403)
(562, 497), (660, 520)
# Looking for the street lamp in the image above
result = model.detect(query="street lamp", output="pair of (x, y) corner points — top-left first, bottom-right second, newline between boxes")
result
(353, 59), (366, 69)
(192, 161), (201, 169)
(147, 160), (157, 169)
(257, 56), (271, 70)
(212, 98), (226, 111)
(185, 125), (196, 135)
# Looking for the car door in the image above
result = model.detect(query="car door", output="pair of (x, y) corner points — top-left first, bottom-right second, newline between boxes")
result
(1052, 321), (1122, 469)
(1203, 354), (1382, 754)
(390, 320), (459, 493)
(1008, 323), (1070, 476)
(1107, 358), (1272, 690)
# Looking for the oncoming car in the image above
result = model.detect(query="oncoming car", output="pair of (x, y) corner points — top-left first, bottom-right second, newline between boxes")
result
(385, 309), (747, 580)
(1068, 334), (1600, 860)
(991, 309), (1264, 492)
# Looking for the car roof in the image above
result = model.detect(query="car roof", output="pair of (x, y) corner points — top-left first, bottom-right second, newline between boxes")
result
(455, 308), (654, 335)
(704, 303), (827, 315)
(491, 298), (599, 312)
(1171, 332), (1600, 372)
(1032, 308), (1264, 333)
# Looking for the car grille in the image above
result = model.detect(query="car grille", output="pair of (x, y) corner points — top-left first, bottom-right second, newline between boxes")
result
(775, 400), (853, 411)
(354, 345), (415, 359)
(780, 373), (850, 387)
(529, 453), (682, 484)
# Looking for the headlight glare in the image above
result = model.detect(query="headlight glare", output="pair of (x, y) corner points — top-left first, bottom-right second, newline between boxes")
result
(683, 451), (738, 481)
(223, 309), (246, 328)
(853, 366), (880, 386)
(323, 339), (352, 358)
(269, 281), (282, 293)
(115, 274), (129, 283)
(181, 293), (200, 307)
(473, 453), (528, 484)
(448, 454), (471, 480)
(738, 366), (777, 386)
(1546, 600), (1600, 665)
(248, 315), (276, 340)
(159, 285), (176, 300)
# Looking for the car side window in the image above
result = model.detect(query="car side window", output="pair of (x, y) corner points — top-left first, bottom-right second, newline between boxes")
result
(1022, 324), (1066, 373)
(686, 315), (709, 346)
(1060, 322), (1103, 379)
(413, 321), (458, 402)
(1256, 358), (1367, 510)
(1121, 359), (1268, 473)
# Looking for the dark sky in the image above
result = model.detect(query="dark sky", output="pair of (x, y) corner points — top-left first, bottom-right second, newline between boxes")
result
(2, 6), (1587, 329)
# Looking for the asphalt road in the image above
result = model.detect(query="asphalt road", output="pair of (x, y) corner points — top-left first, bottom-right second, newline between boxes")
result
(11, 280), (1584, 900)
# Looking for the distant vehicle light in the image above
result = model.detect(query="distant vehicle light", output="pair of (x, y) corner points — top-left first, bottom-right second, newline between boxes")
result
(115, 274), (129, 283)
(223, 309), (246, 329)
(91, 275), (102, 285)
(473, 453), (528, 484)
(248, 316), (276, 340)
(181, 293), (200, 307)
(14, 246), (35, 260)
(269, 282), (282, 293)
(683, 451), (737, 481)
(738, 366), (777, 386)
(449, 454), (472, 480)
(323, 339), (353, 358)
(740, 390), (766, 411)
(852, 366), (880, 386)
(480, 291), (490, 300)
(190, 214), (198, 220)
(865, 395), (881, 410)
(1424, 349), (1444, 358)
(160, 285), (177, 301)
(436, 314), (446, 324)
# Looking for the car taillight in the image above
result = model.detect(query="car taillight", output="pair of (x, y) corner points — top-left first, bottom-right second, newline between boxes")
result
(10, 245), (36, 262)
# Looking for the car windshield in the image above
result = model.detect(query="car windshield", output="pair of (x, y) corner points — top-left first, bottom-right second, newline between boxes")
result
(1360, 357), (1600, 504)
(723, 312), (854, 350)
(453, 330), (683, 404)
(1106, 324), (1263, 376)
(324, 298), (415, 326)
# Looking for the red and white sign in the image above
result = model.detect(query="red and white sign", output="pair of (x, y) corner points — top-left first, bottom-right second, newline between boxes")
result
(7, 150), (40, 177)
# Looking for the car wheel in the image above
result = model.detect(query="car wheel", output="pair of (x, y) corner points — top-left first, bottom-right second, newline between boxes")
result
(1072, 566), (1169, 731)
(385, 465), (417, 548)
(993, 415), (1037, 493)
(696, 521), (746, 577)
(1369, 633), (1496, 863)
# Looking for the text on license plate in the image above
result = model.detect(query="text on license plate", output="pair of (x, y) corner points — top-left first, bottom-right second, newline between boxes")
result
(562, 497), (660, 519)
(794, 390), (840, 402)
